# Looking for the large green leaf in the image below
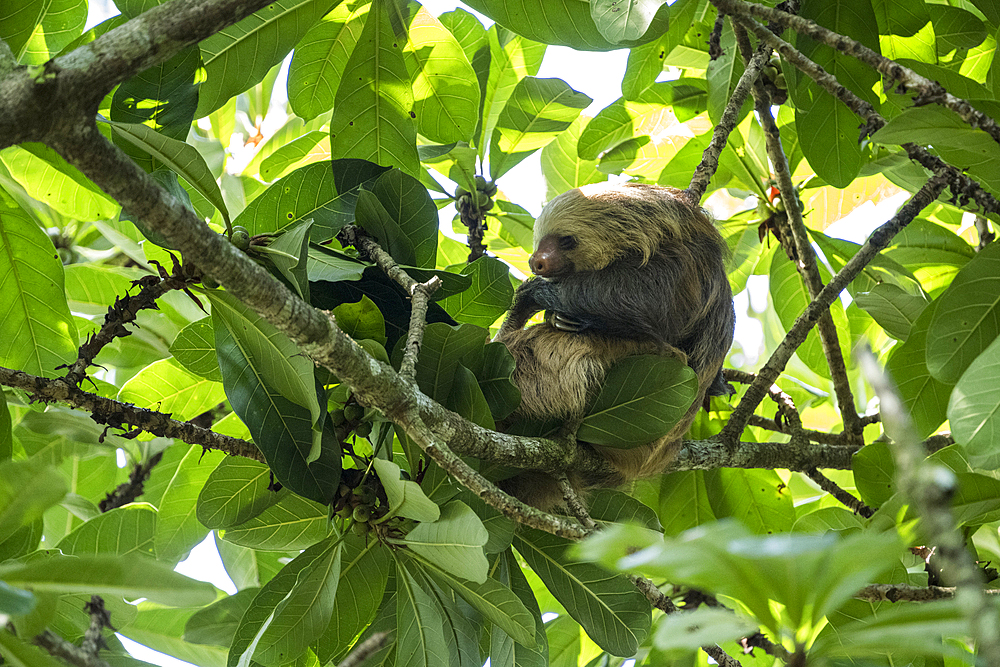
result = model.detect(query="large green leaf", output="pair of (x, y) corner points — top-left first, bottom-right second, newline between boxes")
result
(540, 115), (603, 200)
(0, 191), (78, 378)
(55, 504), (156, 558)
(853, 283), (929, 341)
(871, 0), (936, 62)
(401, 3), (480, 144)
(253, 536), (342, 665)
(793, 0), (880, 187)
(400, 322), (488, 403)
(153, 445), (224, 563)
(0, 459), (67, 539)
(118, 358), (228, 422)
(590, 0), (660, 44)
(197, 458), (287, 529)
(220, 492), (329, 550)
(394, 556), (450, 667)
(0, 554), (214, 607)
(948, 334), (1000, 468)
(356, 168), (438, 268)
(885, 301), (953, 438)
(196, 0), (339, 116)
(703, 468), (796, 535)
(488, 550), (548, 667)
(288, 0), (371, 121)
(211, 293), (340, 505)
(0, 0), (86, 64)
(328, 0), (419, 176)
(578, 355), (697, 448)
(438, 257), (514, 327)
(184, 588), (257, 647)
(170, 318), (223, 382)
(926, 241), (1000, 383)
(514, 528), (650, 656)
(621, 0), (702, 100)
(479, 26), (546, 161)
(233, 159), (389, 238)
(460, 0), (669, 51)
(489, 77), (592, 179)
(105, 120), (229, 225)
(401, 501), (489, 583)
(313, 532), (391, 664)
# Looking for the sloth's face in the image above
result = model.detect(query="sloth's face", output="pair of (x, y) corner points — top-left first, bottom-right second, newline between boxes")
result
(529, 233), (578, 278)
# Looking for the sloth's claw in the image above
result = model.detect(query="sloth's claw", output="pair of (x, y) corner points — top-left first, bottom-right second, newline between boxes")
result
(551, 312), (585, 332)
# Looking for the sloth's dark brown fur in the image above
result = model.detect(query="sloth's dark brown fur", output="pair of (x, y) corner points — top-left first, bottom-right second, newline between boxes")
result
(496, 182), (735, 508)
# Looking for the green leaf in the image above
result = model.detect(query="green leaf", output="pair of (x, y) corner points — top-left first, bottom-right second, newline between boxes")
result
(467, 341), (520, 422)
(372, 457), (440, 522)
(213, 303), (340, 504)
(198, 458), (286, 530)
(394, 557), (451, 667)
(0, 630), (66, 667)
(332, 295), (387, 345)
(0, 580), (35, 616)
(265, 218), (313, 300)
(793, 0), (880, 187)
(620, 0), (705, 99)
(707, 22), (749, 126)
(235, 160), (390, 238)
(590, 0), (660, 44)
(886, 301), (953, 438)
(439, 257), (514, 327)
(402, 501), (489, 583)
(540, 115), (603, 201)
(0, 0), (86, 65)
(0, 143), (118, 220)
(460, 0), (669, 51)
(307, 244), (368, 283)
(578, 355), (698, 448)
(489, 77), (592, 179)
(105, 120), (230, 226)
(926, 241), (1000, 383)
(170, 318), (223, 382)
(151, 445), (223, 562)
(401, 322), (488, 403)
(313, 532), (391, 664)
(447, 364), (496, 429)
(0, 191), (79, 378)
(196, 0), (339, 116)
(288, 0), (371, 121)
(929, 4), (987, 50)
(329, 0), (419, 176)
(0, 459), (67, 538)
(949, 334), (1000, 468)
(872, 0), (935, 62)
(770, 251), (852, 378)
(852, 441), (897, 508)
(421, 559), (537, 647)
(0, 554), (215, 607)
(253, 537), (342, 665)
(227, 538), (333, 667)
(488, 550), (547, 666)
(118, 358), (228, 422)
(949, 472), (1000, 526)
(514, 528), (650, 656)
(357, 169), (438, 268)
(586, 488), (662, 532)
(110, 46), (200, 158)
(401, 3), (481, 144)
(55, 504), (156, 558)
(479, 26), (546, 162)
(703, 468), (796, 535)
(183, 588), (257, 647)
(854, 283), (929, 341)
(220, 492), (329, 551)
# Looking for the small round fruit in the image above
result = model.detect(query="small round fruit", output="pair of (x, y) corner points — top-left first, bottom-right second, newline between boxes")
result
(344, 404), (364, 422)
(355, 422), (373, 438)
(230, 227), (251, 251)
(353, 505), (373, 522)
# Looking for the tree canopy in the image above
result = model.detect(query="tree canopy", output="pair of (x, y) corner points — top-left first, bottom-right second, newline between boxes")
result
(2, 0), (1000, 665)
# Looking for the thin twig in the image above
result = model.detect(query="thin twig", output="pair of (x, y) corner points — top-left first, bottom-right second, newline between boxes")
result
(855, 583), (1000, 603)
(804, 468), (875, 518)
(684, 13), (771, 205)
(0, 366), (264, 461)
(556, 474), (595, 529)
(400, 277), (442, 380)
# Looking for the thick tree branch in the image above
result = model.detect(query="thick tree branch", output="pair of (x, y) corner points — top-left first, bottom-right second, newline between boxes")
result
(855, 584), (1000, 603)
(0, 0), (273, 148)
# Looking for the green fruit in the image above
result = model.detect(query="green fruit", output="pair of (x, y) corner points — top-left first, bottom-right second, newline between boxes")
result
(485, 182), (498, 196)
(351, 520), (369, 535)
(230, 227), (250, 251)
(455, 187), (469, 198)
(775, 197), (786, 212)
(355, 422), (373, 438)
(475, 191), (491, 207)
(474, 175), (488, 190)
(337, 505), (354, 519)
(354, 486), (376, 505)
(330, 409), (346, 426)
(353, 505), (373, 522)
(344, 404), (364, 422)
(774, 73), (787, 90)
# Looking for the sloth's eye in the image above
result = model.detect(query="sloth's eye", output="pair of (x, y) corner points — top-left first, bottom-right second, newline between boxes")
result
(558, 235), (577, 251)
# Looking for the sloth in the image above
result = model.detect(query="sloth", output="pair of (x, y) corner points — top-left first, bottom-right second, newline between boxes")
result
(495, 182), (735, 508)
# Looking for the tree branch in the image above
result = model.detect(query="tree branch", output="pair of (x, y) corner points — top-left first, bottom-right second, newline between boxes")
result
(722, 172), (950, 441)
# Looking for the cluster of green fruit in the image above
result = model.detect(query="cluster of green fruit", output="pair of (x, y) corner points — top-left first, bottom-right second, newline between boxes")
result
(333, 468), (385, 534)
(455, 175), (498, 213)
(229, 225), (251, 251)
(761, 53), (788, 106)
(330, 401), (373, 439)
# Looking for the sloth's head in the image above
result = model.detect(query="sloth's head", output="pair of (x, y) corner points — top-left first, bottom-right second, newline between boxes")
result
(529, 182), (713, 278)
